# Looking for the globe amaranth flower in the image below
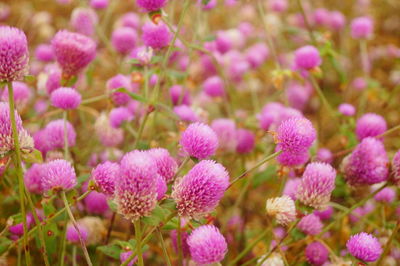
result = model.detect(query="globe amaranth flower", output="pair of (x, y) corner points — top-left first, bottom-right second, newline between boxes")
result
(109, 107), (134, 128)
(173, 105), (199, 122)
(41, 159), (77, 192)
(147, 148), (177, 183)
(187, 225), (227, 265)
(236, 128), (255, 154)
(169, 85), (191, 106)
(66, 223), (89, 244)
(0, 26), (29, 82)
(328, 11), (346, 31)
(111, 27), (138, 54)
(70, 7), (98, 37)
(245, 43), (269, 69)
(297, 162), (336, 209)
(342, 137), (388, 186)
(120, 12), (140, 29)
(84, 190), (109, 215)
(94, 113), (124, 147)
(0, 102), (34, 156)
(142, 22), (172, 50)
(90, 0), (108, 9)
(294, 45), (322, 70)
(351, 17), (373, 39)
(392, 149), (400, 186)
(265, 195), (296, 226)
(283, 178), (301, 200)
(355, 113), (387, 141)
(315, 148), (333, 164)
(45, 66), (62, 95)
(276, 147), (310, 167)
(106, 74), (133, 106)
(305, 241), (329, 266)
(203, 75), (225, 98)
(51, 30), (96, 77)
(285, 82), (312, 111)
(170, 228), (190, 258)
(180, 122), (219, 160)
(44, 119), (77, 151)
(50, 87), (81, 110)
(297, 214), (323, 236)
(172, 160), (229, 218)
(277, 117), (316, 154)
(1, 81), (32, 111)
(338, 103), (356, 116)
(346, 232), (382, 262)
(35, 44), (54, 62)
(373, 187), (396, 203)
(136, 0), (167, 12)
(314, 206), (333, 221)
(24, 163), (45, 194)
(91, 161), (120, 196)
(115, 150), (158, 221)
(211, 118), (237, 152)
(268, 0), (288, 12)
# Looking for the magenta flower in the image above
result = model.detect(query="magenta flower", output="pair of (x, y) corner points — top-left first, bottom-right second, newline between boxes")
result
(155, 174), (167, 200)
(355, 113), (387, 141)
(106, 74), (132, 106)
(211, 119), (237, 152)
(283, 178), (301, 200)
(268, 0), (288, 12)
(111, 27), (138, 54)
(120, 251), (137, 266)
(305, 241), (329, 266)
(346, 232), (382, 262)
(285, 82), (312, 111)
(24, 163), (45, 194)
(141, 22), (172, 50)
(1, 81), (32, 111)
(147, 148), (177, 183)
(180, 122), (219, 160)
(315, 148), (333, 164)
(314, 206), (333, 221)
(136, 0), (167, 12)
(35, 44), (54, 62)
(70, 7), (98, 37)
(236, 128), (255, 154)
(294, 45), (322, 70)
(187, 225), (227, 265)
(115, 150), (158, 221)
(342, 137), (388, 186)
(173, 105), (199, 122)
(51, 87), (81, 110)
(277, 117), (316, 154)
(392, 149), (400, 186)
(374, 187), (396, 203)
(90, 0), (109, 9)
(169, 85), (191, 106)
(276, 148), (310, 167)
(66, 223), (88, 244)
(41, 159), (77, 192)
(45, 67), (62, 95)
(109, 107), (134, 128)
(172, 160), (229, 218)
(91, 161), (120, 197)
(351, 17), (373, 39)
(0, 26), (29, 82)
(297, 162), (336, 209)
(338, 103), (356, 116)
(297, 214), (323, 236)
(328, 11), (346, 31)
(51, 30), (96, 77)
(45, 119), (77, 150)
(84, 191), (109, 215)
(245, 43), (269, 69)
(203, 76), (225, 98)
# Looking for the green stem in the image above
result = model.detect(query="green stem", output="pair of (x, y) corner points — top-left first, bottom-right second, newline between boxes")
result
(134, 220), (144, 266)
(72, 246), (78, 266)
(309, 75), (336, 119)
(229, 151), (281, 188)
(7, 81), (30, 265)
(59, 213), (67, 266)
(157, 228), (172, 266)
(296, 0), (317, 45)
(61, 191), (93, 266)
(174, 157), (190, 179)
(177, 217), (183, 266)
(81, 94), (108, 105)
(376, 221), (400, 265)
(133, 110), (151, 149)
(63, 111), (69, 160)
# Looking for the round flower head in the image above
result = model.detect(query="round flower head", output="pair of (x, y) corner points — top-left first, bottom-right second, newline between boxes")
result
(169, 85), (191, 106)
(51, 30), (96, 77)
(245, 43), (269, 69)
(203, 76), (225, 98)
(187, 225), (227, 265)
(316, 148), (333, 164)
(9, 214), (34, 236)
(1, 81), (32, 111)
(120, 12), (140, 29)
(94, 113), (124, 147)
(329, 11), (346, 31)
(355, 113), (387, 141)
(173, 105), (199, 122)
(155, 175), (167, 200)
(276, 147), (310, 167)
(70, 7), (98, 36)
(45, 67), (62, 94)
(373, 187), (396, 203)
(342, 137), (388, 186)
(305, 241), (329, 266)
(50, 87), (81, 110)
(346, 232), (382, 262)
(172, 160), (229, 218)
(115, 150), (158, 221)
(142, 22), (172, 50)
(297, 214), (323, 236)
(338, 103), (356, 116)
(24, 163), (45, 194)
(392, 149), (400, 186)
(266, 196), (296, 226)
(236, 128), (255, 154)
(106, 74), (132, 106)
(66, 223), (88, 244)
(84, 190), (109, 214)
(120, 251), (137, 266)
(285, 82), (312, 111)
(41, 159), (77, 192)
(91, 161), (120, 196)
(297, 162), (336, 209)
(268, 0), (288, 12)
(147, 148), (177, 183)
(351, 17), (373, 39)
(0, 26), (29, 82)
(277, 117), (316, 154)
(35, 44), (54, 62)
(294, 45), (321, 70)
(283, 178), (301, 200)
(211, 119), (237, 152)
(109, 107), (134, 128)
(0, 102), (33, 156)
(314, 206), (333, 221)
(90, 0), (108, 9)
(111, 27), (138, 54)
(45, 119), (77, 150)
(180, 122), (218, 159)
(136, 0), (167, 12)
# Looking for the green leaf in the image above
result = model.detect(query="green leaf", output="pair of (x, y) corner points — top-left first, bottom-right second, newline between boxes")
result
(22, 149), (43, 164)
(252, 165), (276, 188)
(108, 200), (117, 212)
(159, 198), (176, 212)
(116, 88), (148, 103)
(142, 205), (169, 226)
(24, 75), (36, 83)
(0, 237), (12, 255)
(97, 244), (121, 259)
(163, 217), (179, 231)
(77, 174), (91, 185)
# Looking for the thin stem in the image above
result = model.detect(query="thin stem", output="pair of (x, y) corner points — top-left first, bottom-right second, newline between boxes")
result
(157, 228), (172, 266)
(105, 212), (116, 245)
(376, 221), (400, 265)
(24, 191), (50, 266)
(229, 151), (281, 188)
(309, 75), (336, 119)
(174, 157), (190, 179)
(59, 213), (67, 266)
(72, 246), (78, 266)
(7, 81), (30, 265)
(63, 111), (69, 160)
(134, 220), (144, 266)
(296, 0), (317, 45)
(177, 217), (183, 266)
(133, 110), (151, 149)
(61, 191), (93, 266)
(81, 94), (108, 105)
